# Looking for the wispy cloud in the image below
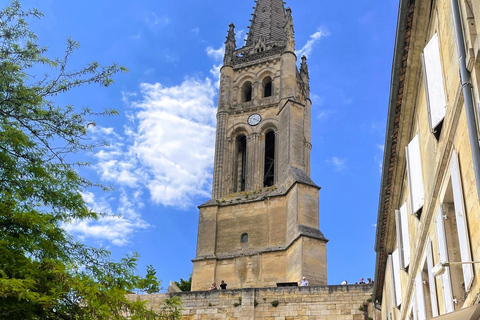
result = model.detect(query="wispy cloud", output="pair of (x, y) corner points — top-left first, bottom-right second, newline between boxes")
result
(206, 46), (225, 61)
(236, 29), (245, 46)
(191, 27), (200, 36)
(64, 191), (150, 246)
(94, 77), (217, 208)
(374, 143), (385, 174)
(327, 157), (347, 172)
(296, 27), (330, 58)
(146, 13), (169, 29)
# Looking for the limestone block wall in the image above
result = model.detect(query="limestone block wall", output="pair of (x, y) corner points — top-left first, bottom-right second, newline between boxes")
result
(129, 285), (377, 320)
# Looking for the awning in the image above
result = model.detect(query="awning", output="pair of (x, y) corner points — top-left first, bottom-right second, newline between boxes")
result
(430, 304), (480, 320)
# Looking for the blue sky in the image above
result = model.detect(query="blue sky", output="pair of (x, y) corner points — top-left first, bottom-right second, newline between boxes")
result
(21, 0), (399, 287)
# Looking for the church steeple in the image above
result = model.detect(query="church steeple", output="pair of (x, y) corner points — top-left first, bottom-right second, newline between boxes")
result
(192, 0), (327, 292)
(245, 0), (287, 47)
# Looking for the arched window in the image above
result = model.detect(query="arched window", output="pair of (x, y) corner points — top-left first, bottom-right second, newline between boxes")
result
(264, 131), (275, 187)
(241, 233), (248, 243)
(236, 135), (247, 192)
(242, 82), (252, 102)
(263, 76), (272, 97)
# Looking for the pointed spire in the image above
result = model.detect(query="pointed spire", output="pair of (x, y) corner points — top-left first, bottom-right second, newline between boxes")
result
(224, 23), (236, 65)
(284, 7), (295, 51)
(245, 0), (287, 47)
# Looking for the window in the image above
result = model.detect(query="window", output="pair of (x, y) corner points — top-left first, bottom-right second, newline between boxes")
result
(241, 233), (248, 243)
(406, 135), (425, 217)
(395, 202), (411, 269)
(263, 76), (272, 97)
(242, 82), (252, 102)
(422, 33), (447, 139)
(435, 149), (474, 313)
(434, 205), (455, 314)
(426, 240), (439, 318)
(264, 131), (275, 187)
(390, 249), (402, 307)
(414, 272), (427, 320)
(236, 135), (247, 192)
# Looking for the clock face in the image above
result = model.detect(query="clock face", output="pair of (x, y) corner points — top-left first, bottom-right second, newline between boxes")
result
(247, 113), (262, 126)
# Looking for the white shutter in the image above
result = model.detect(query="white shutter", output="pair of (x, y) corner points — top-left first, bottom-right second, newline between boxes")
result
(412, 294), (419, 320)
(450, 149), (474, 290)
(389, 255), (397, 307)
(395, 209), (404, 267)
(400, 203), (411, 268)
(415, 272), (427, 320)
(393, 249), (403, 307)
(422, 33), (447, 130)
(427, 240), (439, 317)
(435, 206), (454, 313)
(406, 135), (425, 215)
(395, 203), (411, 269)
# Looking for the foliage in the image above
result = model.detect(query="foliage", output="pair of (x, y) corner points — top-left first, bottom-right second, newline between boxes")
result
(174, 274), (192, 292)
(0, 1), (179, 319)
(271, 300), (279, 307)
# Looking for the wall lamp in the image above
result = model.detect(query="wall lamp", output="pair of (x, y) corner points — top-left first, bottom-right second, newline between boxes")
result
(432, 261), (480, 277)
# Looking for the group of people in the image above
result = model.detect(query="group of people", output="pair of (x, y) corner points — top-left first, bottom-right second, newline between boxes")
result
(209, 277), (311, 290)
(209, 280), (227, 290)
(340, 278), (373, 285)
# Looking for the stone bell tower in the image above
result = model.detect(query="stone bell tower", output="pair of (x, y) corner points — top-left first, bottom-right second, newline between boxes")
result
(191, 0), (328, 291)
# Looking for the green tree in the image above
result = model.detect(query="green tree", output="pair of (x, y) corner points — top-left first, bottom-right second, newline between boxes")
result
(174, 275), (192, 292)
(0, 1), (181, 319)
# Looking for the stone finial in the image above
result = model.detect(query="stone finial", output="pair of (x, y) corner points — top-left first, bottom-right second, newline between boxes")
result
(300, 55), (309, 78)
(224, 23), (236, 65)
(285, 8), (295, 51)
(300, 55), (310, 98)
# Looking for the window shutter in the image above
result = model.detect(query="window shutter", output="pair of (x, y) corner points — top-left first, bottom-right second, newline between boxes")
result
(426, 240), (439, 317)
(422, 33), (447, 130)
(395, 209), (404, 268)
(395, 203), (411, 269)
(450, 149), (474, 290)
(389, 255), (397, 308)
(412, 294), (419, 320)
(393, 249), (403, 307)
(435, 206), (454, 313)
(415, 272), (427, 320)
(400, 203), (411, 268)
(406, 135), (425, 215)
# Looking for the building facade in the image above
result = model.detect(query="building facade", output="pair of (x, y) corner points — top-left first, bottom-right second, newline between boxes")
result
(191, 0), (328, 291)
(374, 0), (480, 319)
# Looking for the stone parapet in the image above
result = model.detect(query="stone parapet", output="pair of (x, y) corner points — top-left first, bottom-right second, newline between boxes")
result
(128, 284), (376, 320)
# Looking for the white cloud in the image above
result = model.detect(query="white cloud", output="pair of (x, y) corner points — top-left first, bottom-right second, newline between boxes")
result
(327, 157), (347, 172)
(236, 29), (246, 46)
(296, 27), (330, 58)
(191, 27), (200, 36)
(95, 77), (217, 208)
(374, 144), (385, 174)
(146, 13), (169, 28)
(64, 191), (149, 246)
(206, 46), (225, 61)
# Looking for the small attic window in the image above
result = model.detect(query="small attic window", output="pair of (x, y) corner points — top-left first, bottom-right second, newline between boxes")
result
(241, 233), (249, 243)
(242, 82), (252, 102)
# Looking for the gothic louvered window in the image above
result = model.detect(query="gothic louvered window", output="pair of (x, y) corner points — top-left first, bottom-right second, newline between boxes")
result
(243, 82), (252, 102)
(236, 135), (247, 192)
(263, 76), (272, 97)
(264, 131), (275, 187)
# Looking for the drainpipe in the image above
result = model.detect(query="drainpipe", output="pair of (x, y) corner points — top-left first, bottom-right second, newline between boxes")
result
(450, 0), (480, 203)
